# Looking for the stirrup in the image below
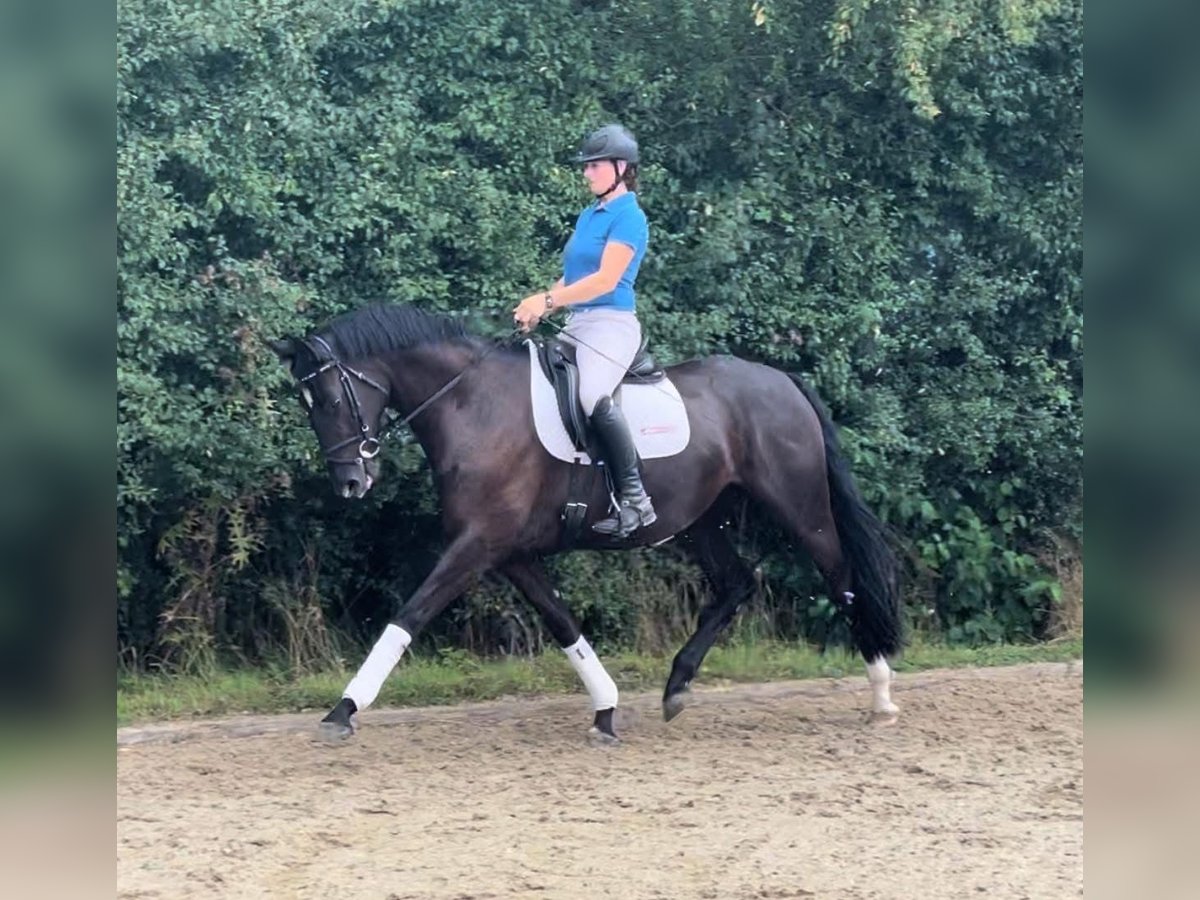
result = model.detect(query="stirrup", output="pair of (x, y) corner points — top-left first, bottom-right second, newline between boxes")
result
(592, 499), (657, 538)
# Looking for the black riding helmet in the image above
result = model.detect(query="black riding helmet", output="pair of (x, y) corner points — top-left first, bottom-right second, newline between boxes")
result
(572, 124), (639, 199)
(571, 124), (640, 164)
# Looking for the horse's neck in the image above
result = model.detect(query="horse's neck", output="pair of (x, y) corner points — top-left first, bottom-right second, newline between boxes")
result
(388, 340), (511, 475)
(385, 344), (470, 408)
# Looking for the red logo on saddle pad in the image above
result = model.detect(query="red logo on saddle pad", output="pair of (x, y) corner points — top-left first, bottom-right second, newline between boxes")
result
(640, 425), (675, 435)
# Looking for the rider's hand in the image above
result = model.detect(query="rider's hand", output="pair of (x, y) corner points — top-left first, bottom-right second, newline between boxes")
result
(512, 294), (546, 333)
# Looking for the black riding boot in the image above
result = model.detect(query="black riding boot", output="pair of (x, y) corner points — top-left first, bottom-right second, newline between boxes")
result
(590, 395), (657, 537)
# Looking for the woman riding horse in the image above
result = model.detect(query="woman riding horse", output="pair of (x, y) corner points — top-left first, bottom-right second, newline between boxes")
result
(513, 124), (656, 538)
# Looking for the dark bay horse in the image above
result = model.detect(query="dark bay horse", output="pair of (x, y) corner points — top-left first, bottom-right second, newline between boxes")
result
(271, 304), (902, 741)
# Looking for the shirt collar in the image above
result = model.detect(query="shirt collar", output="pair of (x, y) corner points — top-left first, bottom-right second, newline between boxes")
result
(593, 192), (636, 214)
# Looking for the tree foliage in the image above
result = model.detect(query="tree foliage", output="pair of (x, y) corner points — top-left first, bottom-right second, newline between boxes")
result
(118, 0), (1081, 667)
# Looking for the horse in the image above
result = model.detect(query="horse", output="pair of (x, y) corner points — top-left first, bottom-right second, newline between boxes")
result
(270, 303), (903, 742)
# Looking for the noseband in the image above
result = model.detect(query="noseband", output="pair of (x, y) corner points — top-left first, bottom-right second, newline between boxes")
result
(299, 335), (389, 466)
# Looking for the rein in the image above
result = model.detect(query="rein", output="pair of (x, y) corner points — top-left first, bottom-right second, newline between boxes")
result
(377, 332), (515, 442)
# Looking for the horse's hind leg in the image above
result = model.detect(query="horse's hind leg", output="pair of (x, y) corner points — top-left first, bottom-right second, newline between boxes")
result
(502, 558), (620, 742)
(796, 522), (899, 718)
(746, 471), (900, 719)
(662, 509), (758, 721)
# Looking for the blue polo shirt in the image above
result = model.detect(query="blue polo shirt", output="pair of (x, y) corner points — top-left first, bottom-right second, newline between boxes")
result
(562, 192), (648, 312)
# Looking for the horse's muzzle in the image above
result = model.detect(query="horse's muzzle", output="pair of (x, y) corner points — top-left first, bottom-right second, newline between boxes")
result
(331, 458), (380, 500)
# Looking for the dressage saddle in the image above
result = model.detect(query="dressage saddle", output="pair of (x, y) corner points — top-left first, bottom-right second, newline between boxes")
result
(535, 336), (664, 452)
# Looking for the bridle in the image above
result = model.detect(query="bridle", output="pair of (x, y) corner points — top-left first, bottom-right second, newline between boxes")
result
(298, 335), (389, 466)
(297, 331), (508, 469)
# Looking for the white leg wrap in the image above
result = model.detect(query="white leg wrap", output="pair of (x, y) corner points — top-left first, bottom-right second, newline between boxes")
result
(343, 624), (412, 712)
(563, 636), (619, 711)
(866, 656), (899, 714)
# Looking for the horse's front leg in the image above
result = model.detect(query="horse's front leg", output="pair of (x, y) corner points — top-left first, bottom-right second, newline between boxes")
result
(502, 558), (620, 743)
(318, 530), (496, 741)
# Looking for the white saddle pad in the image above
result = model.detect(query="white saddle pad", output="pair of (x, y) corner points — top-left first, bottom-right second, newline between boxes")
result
(527, 341), (691, 464)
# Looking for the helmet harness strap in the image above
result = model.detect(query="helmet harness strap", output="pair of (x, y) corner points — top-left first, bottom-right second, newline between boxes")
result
(597, 160), (624, 199)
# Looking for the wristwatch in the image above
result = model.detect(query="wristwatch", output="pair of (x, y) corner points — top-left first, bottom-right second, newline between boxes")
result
(543, 292), (555, 309)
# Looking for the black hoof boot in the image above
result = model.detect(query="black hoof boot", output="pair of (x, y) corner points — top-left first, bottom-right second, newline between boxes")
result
(317, 697), (357, 742)
(588, 707), (620, 744)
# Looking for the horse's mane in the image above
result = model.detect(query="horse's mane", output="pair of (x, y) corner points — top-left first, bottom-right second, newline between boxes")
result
(315, 303), (475, 360)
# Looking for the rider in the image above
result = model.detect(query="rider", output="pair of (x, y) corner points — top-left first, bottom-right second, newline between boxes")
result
(513, 123), (656, 538)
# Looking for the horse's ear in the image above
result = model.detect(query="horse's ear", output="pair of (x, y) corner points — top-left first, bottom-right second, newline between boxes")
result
(268, 338), (296, 363)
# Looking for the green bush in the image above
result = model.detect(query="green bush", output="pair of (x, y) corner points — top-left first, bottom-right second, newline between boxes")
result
(118, 0), (1081, 667)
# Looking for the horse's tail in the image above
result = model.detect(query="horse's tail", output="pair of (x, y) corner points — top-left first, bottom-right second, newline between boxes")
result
(789, 375), (904, 660)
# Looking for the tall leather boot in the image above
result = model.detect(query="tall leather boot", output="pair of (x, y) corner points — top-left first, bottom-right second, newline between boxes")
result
(589, 395), (657, 537)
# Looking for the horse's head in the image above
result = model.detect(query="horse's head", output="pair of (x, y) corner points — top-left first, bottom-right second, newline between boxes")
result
(272, 336), (390, 499)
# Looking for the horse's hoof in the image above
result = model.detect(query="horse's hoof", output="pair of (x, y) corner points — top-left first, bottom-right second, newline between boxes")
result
(588, 726), (620, 746)
(663, 689), (690, 722)
(868, 705), (900, 726)
(317, 698), (357, 742)
(588, 708), (619, 744)
(316, 720), (354, 742)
